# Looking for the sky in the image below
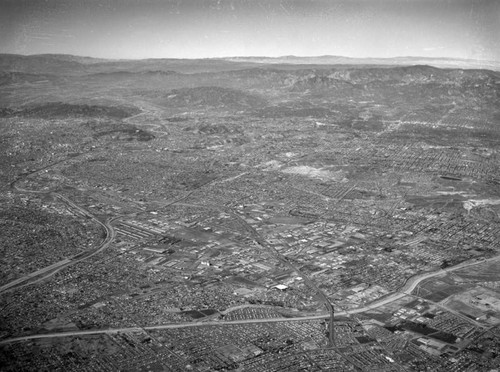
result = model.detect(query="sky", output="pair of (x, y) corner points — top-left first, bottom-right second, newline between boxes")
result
(0, 0), (499, 61)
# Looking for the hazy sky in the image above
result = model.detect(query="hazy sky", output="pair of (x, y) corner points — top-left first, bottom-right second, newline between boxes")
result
(1, 0), (499, 61)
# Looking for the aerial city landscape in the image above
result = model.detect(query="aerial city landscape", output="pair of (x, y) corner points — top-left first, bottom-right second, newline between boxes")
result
(0, 51), (499, 371)
(1, 0), (500, 370)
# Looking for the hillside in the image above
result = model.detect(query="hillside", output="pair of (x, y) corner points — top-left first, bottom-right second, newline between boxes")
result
(165, 86), (267, 110)
(0, 102), (140, 119)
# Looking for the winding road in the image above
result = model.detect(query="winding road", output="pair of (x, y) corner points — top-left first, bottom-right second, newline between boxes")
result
(0, 196), (117, 294)
(1, 167), (118, 294)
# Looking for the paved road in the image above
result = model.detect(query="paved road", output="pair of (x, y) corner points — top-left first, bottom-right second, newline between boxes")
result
(176, 201), (337, 345)
(2, 253), (498, 345)
(335, 255), (500, 316)
(0, 316), (333, 345)
(0, 211), (116, 293)
(0, 190), (117, 293)
(4, 153), (499, 345)
(0, 259), (72, 292)
(254, 240), (336, 345)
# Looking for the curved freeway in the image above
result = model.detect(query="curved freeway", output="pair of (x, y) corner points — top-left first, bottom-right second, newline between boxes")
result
(0, 198), (117, 294)
(3, 160), (499, 345)
(1, 175), (118, 294)
(330, 254), (500, 317)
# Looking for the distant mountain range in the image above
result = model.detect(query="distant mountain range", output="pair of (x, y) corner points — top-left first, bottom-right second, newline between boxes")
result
(222, 55), (500, 71)
(0, 54), (499, 75)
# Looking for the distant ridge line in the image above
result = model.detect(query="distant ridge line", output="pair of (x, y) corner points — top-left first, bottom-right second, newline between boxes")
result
(0, 53), (499, 69)
(220, 55), (500, 71)
(0, 53), (499, 73)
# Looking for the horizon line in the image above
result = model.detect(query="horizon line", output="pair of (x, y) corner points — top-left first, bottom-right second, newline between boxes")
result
(1, 52), (498, 64)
